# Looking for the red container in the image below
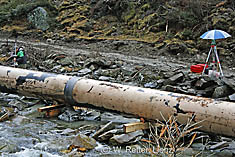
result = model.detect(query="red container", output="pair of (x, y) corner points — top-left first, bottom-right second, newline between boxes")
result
(190, 64), (208, 73)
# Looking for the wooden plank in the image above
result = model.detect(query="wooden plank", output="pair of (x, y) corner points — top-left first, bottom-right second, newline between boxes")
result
(124, 122), (149, 133)
(0, 113), (9, 122)
(45, 109), (61, 117)
(38, 104), (65, 112)
(124, 122), (164, 133)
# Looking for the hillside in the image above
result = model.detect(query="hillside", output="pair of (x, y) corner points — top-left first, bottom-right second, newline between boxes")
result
(0, 0), (234, 59)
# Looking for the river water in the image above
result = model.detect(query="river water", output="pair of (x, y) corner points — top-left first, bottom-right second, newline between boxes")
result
(2, 92), (234, 157)
(0, 93), (152, 157)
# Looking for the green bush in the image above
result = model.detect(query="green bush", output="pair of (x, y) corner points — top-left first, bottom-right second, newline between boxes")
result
(0, 0), (26, 13)
(0, 0), (58, 28)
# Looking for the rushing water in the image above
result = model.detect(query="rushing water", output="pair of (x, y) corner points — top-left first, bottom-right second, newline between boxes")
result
(0, 93), (88, 156)
(0, 93), (148, 157)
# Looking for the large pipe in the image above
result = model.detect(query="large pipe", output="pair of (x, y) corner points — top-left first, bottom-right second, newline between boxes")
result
(0, 65), (235, 137)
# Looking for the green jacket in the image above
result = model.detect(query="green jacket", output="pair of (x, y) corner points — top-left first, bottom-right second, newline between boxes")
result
(211, 40), (216, 46)
(17, 50), (24, 57)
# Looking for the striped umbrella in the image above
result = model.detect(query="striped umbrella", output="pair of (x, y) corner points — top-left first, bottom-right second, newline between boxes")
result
(200, 29), (231, 40)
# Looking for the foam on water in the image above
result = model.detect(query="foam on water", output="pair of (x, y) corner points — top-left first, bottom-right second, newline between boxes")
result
(3, 148), (62, 157)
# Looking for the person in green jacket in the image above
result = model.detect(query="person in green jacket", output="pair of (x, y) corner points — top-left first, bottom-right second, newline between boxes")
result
(14, 46), (27, 68)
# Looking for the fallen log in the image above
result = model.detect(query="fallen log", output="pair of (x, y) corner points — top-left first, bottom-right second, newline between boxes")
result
(0, 65), (235, 137)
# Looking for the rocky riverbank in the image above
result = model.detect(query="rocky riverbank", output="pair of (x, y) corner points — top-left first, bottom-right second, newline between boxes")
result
(1, 37), (235, 100)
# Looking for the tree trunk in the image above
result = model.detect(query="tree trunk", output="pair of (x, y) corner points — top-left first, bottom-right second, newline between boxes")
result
(0, 65), (235, 137)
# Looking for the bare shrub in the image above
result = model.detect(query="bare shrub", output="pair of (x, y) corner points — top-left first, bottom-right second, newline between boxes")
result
(140, 113), (203, 156)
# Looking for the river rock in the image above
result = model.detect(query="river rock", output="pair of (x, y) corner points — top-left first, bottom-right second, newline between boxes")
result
(51, 65), (62, 72)
(98, 128), (124, 141)
(109, 130), (144, 146)
(84, 58), (112, 69)
(144, 82), (158, 88)
(27, 7), (49, 31)
(72, 134), (97, 150)
(77, 68), (92, 76)
(2, 94), (21, 102)
(156, 79), (165, 88)
(194, 76), (217, 90)
(162, 85), (188, 94)
(212, 85), (233, 98)
(59, 57), (73, 66)
(66, 149), (85, 157)
(18, 103), (45, 118)
(196, 84), (217, 97)
(164, 72), (184, 85)
(223, 77), (235, 91)
(209, 141), (229, 150)
(101, 112), (140, 124)
(95, 69), (120, 78)
(92, 121), (114, 139)
(8, 99), (27, 111)
(58, 108), (83, 122)
(82, 110), (101, 121)
(98, 76), (113, 81)
(213, 150), (234, 157)
(191, 143), (206, 151)
(229, 93), (235, 101)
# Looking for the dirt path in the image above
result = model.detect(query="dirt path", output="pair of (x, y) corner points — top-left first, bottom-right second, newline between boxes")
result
(1, 38), (191, 70)
(1, 37), (234, 78)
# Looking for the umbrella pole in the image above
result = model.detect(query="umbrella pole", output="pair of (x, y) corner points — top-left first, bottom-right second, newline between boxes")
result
(214, 46), (224, 76)
(202, 47), (213, 75)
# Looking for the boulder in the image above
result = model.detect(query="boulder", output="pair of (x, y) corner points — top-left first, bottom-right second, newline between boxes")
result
(194, 76), (217, 90)
(72, 134), (97, 150)
(27, 7), (49, 31)
(196, 85), (217, 97)
(212, 85), (233, 98)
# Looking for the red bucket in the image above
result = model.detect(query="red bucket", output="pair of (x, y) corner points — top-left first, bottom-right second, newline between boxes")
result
(190, 64), (208, 73)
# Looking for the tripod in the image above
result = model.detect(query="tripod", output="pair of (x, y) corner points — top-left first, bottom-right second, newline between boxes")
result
(202, 42), (223, 77)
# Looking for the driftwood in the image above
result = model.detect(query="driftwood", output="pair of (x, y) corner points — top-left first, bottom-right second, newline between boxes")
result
(0, 65), (235, 137)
